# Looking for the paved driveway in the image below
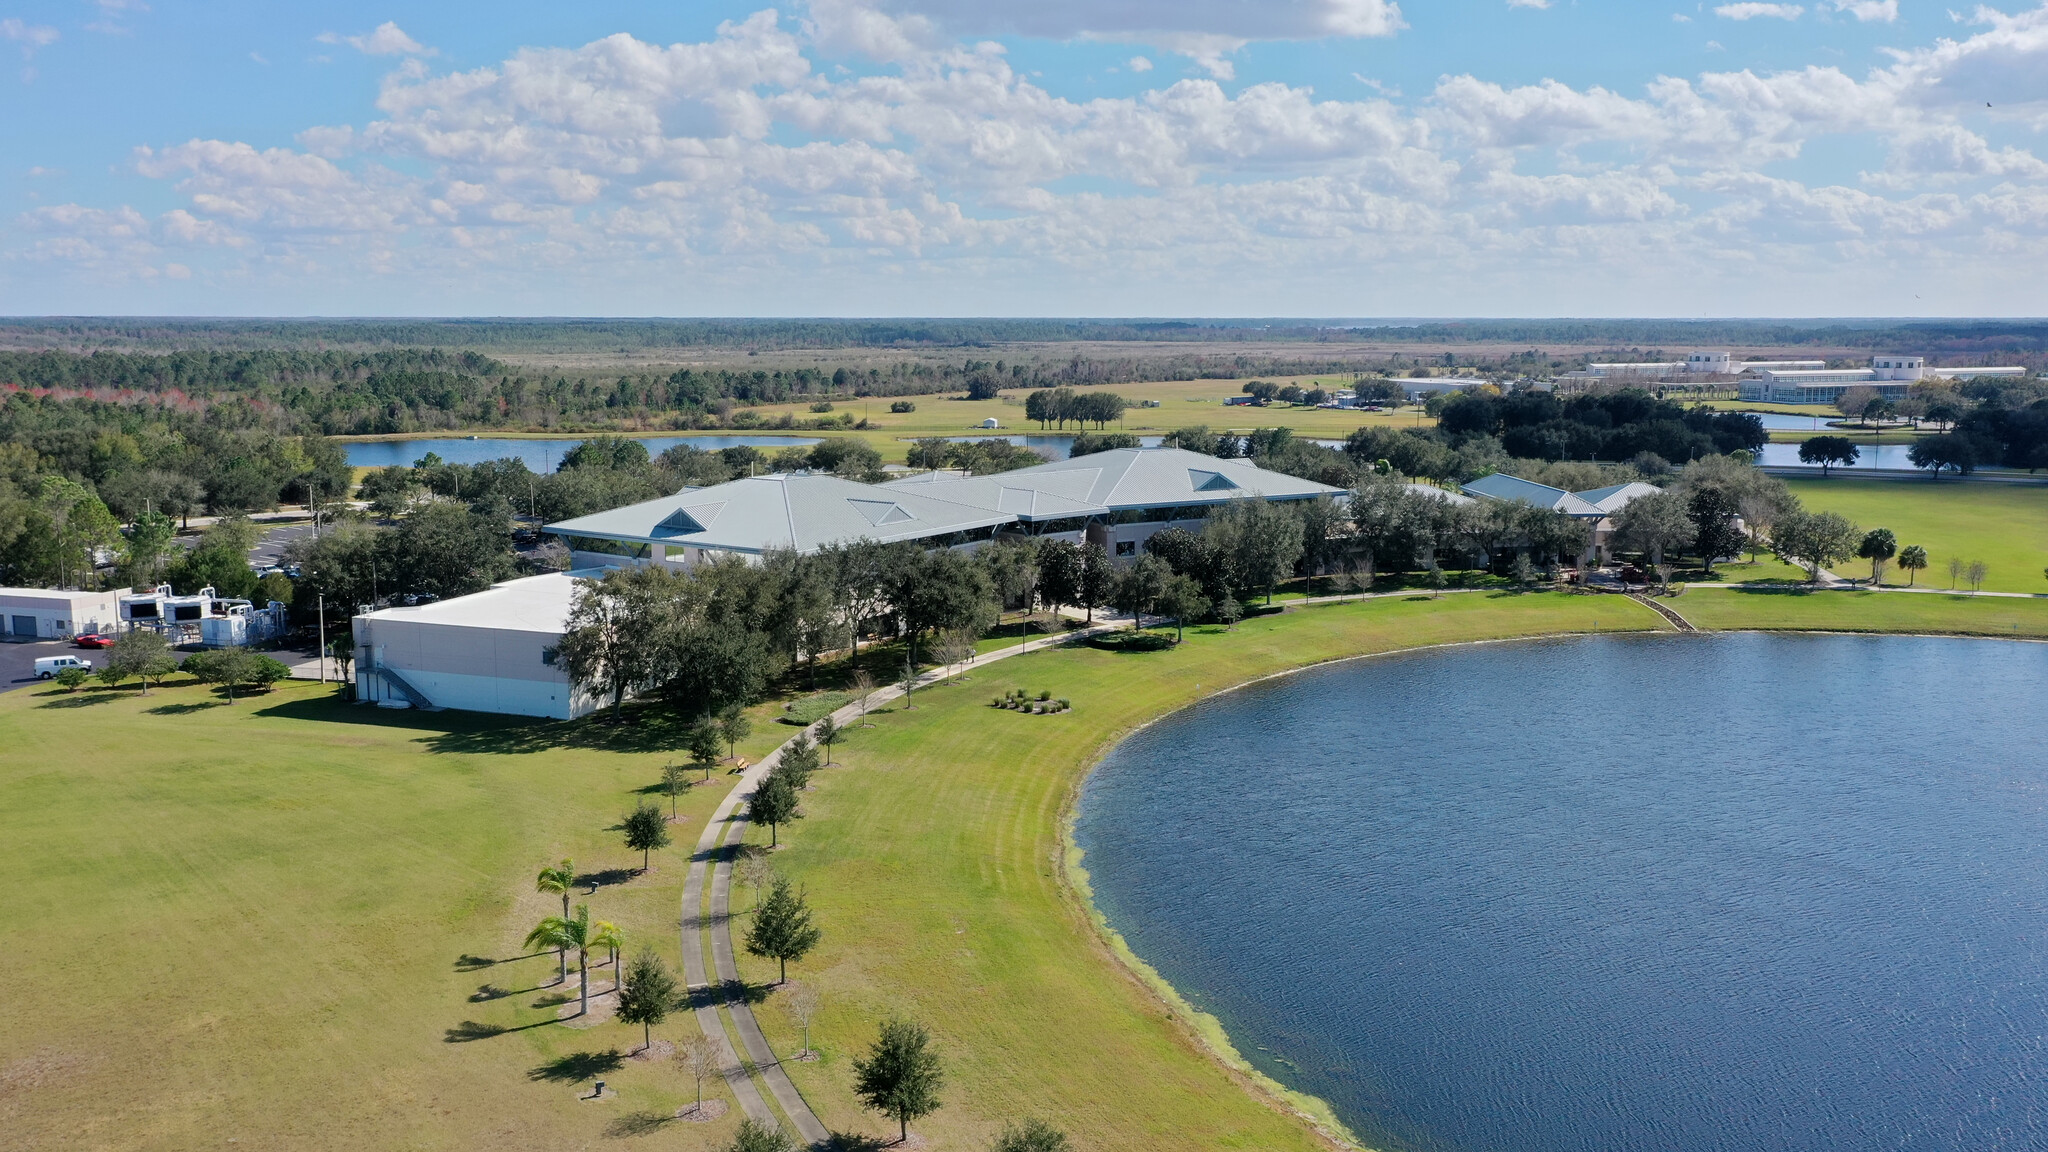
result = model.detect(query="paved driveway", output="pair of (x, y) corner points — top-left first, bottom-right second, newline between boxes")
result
(0, 639), (86, 694)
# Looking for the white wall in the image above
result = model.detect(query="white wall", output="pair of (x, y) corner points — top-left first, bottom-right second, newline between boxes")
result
(0, 588), (124, 639)
(354, 616), (595, 720)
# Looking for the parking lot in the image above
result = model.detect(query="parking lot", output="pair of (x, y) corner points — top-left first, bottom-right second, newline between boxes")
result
(0, 639), (85, 694)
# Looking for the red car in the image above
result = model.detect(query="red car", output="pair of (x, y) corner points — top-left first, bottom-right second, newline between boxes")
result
(73, 633), (114, 648)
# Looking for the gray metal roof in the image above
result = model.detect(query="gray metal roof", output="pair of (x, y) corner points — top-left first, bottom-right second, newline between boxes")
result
(1407, 483), (1475, 506)
(1572, 481), (1663, 514)
(889, 447), (1340, 515)
(544, 472), (1017, 555)
(880, 470), (1107, 518)
(1461, 474), (1605, 516)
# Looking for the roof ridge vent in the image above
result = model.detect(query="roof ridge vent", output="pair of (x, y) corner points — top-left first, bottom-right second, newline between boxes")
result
(1189, 468), (1240, 492)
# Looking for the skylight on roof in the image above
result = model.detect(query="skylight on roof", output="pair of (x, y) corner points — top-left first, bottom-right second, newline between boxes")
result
(656, 501), (724, 534)
(847, 499), (918, 527)
(1188, 469), (1240, 492)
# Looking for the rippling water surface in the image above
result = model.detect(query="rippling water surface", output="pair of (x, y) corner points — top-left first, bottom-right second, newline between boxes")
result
(1075, 633), (2048, 1152)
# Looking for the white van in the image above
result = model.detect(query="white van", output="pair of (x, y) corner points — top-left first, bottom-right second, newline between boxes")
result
(34, 655), (92, 679)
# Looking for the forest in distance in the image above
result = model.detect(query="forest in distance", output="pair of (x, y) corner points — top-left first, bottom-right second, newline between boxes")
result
(3, 316), (2048, 359)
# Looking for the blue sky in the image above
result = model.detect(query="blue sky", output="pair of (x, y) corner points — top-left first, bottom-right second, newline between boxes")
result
(2, 0), (2046, 316)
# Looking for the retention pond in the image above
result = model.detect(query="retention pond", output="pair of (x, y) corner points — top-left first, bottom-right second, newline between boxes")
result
(1075, 633), (2048, 1152)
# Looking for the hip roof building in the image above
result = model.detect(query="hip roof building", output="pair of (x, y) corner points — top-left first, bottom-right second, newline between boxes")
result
(545, 446), (1343, 567)
(1461, 474), (1664, 564)
(355, 448), (1346, 721)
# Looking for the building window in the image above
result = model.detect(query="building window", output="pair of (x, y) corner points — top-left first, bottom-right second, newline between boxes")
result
(1115, 541), (1136, 556)
(541, 647), (559, 666)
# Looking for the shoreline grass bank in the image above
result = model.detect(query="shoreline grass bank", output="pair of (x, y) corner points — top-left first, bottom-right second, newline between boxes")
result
(8, 589), (2048, 1149)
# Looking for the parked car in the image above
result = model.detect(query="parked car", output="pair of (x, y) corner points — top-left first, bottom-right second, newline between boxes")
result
(73, 633), (113, 648)
(34, 655), (93, 679)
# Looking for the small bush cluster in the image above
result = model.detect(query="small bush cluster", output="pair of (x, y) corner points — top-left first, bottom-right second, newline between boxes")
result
(992, 688), (1071, 715)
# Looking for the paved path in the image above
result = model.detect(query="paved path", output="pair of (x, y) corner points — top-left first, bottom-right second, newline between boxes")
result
(680, 782), (776, 1126)
(1627, 593), (1697, 631)
(677, 618), (1121, 1144)
(709, 795), (830, 1145)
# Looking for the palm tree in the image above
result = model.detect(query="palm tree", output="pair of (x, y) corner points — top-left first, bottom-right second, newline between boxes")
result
(535, 859), (575, 984)
(591, 920), (625, 995)
(524, 904), (598, 1016)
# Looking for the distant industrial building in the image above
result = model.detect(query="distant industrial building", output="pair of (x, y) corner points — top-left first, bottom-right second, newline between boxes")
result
(1740, 355), (2028, 405)
(1562, 350), (1825, 385)
(1390, 377), (1492, 399)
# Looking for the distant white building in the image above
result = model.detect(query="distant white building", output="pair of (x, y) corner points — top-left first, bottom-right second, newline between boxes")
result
(1739, 355), (2028, 405)
(1391, 376), (1492, 399)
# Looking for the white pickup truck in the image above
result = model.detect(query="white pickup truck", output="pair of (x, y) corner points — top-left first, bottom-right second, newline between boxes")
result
(34, 655), (93, 679)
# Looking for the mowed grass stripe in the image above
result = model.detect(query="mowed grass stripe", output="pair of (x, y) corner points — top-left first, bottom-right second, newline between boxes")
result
(1785, 477), (2048, 593)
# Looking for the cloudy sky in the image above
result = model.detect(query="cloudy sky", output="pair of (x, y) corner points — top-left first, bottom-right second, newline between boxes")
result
(2, 0), (2046, 317)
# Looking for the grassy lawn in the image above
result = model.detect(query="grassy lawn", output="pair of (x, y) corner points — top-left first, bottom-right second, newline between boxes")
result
(20, 586), (2048, 1152)
(0, 676), (745, 1151)
(726, 592), (1665, 1149)
(0, 594), (1656, 1152)
(1783, 477), (2048, 593)
(1676, 586), (2048, 636)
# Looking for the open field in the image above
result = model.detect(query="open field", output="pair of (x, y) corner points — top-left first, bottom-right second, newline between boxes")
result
(1784, 477), (2048, 593)
(1676, 586), (2048, 636)
(691, 377), (1431, 462)
(334, 376), (1436, 465)
(15, 588), (2048, 1150)
(0, 676), (748, 1151)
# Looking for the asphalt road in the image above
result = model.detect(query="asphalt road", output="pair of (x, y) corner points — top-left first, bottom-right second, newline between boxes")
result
(250, 522), (319, 569)
(0, 639), (88, 694)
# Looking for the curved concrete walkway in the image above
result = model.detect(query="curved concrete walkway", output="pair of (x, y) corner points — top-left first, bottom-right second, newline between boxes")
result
(680, 787), (775, 1125)
(678, 617), (1118, 1144)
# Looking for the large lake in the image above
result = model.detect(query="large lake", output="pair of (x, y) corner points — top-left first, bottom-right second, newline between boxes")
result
(1075, 633), (2048, 1152)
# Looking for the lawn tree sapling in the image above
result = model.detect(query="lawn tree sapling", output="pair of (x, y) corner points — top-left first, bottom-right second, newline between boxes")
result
(677, 1035), (721, 1115)
(622, 803), (672, 872)
(718, 705), (753, 763)
(783, 980), (822, 1060)
(614, 948), (679, 1052)
(852, 1017), (946, 1146)
(661, 762), (689, 819)
(751, 774), (801, 847)
(744, 878), (821, 984)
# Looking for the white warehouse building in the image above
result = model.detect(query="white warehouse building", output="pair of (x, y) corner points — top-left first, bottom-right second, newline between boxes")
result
(353, 569), (604, 719)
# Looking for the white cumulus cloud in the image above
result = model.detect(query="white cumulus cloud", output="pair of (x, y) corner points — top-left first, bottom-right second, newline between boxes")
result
(1833, 0), (1898, 21)
(318, 21), (435, 57)
(1716, 3), (1805, 19)
(12, 2), (2048, 315)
